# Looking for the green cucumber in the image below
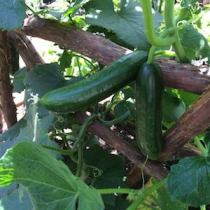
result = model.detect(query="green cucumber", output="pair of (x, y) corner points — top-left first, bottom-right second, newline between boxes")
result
(136, 63), (164, 160)
(40, 51), (147, 113)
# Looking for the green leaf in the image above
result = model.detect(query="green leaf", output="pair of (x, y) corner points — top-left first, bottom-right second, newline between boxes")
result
(178, 90), (198, 107)
(26, 63), (65, 97)
(0, 103), (54, 146)
(0, 0), (26, 30)
(0, 185), (33, 210)
(85, 0), (161, 50)
(13, 68), (27, 93)
(162, 91), (186, 123)
(178, 23), (210, 62)
(0, 142), (104, 210)
(114, 101), (131, 118)
(59, 50), (73, 72)
(167, 156), (210, 207)
(84, 145), (126, 188)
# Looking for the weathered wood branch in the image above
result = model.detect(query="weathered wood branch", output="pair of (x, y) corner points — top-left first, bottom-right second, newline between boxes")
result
(13, 32), (167, 179)
(9, 31), (44, 70)
(161, 86), (210, 160)
(0, 31), (17, 128)
(21, 16), (210, 94)
(75, 112), (168, 180)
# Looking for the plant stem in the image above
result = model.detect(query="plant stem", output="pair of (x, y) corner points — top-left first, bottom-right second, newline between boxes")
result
(194, 138), (208, 157)
(97, 188), (137, 195)
(155, 50), (176, 58)
(164, 0), (186, 62)
(201, 205), (206, 210)
(147, 46), (156, 64)
(127, 179), (165, 210)
(158, 0), (164, 13)
(99, 110), (130, 126)
(140, 0), (175, 47)
(74, 114), (97, 176)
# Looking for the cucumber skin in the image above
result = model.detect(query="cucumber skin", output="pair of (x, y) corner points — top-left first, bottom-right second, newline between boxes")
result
(40, 51), (147, 113)
(136, 63), (164, 160)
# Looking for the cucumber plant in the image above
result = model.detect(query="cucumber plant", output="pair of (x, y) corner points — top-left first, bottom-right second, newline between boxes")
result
(0, 0), (209, 210)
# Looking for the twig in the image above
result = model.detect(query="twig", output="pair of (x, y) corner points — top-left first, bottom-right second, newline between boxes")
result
(0, 31), (17, 127)
(9, 31), (44, 70)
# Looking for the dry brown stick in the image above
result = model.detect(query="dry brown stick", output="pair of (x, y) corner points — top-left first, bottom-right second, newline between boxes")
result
(75, 112), (168, 180)
(0, 31), (17, 128)
(21, 16), (210, 94)
(9, 31), (44, 70)
(160, 86), (210, 160)
(12, 32), (168, 179)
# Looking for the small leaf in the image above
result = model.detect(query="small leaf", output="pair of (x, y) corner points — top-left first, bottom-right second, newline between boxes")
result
(0, 142), (104, 210)
(167, 156), (210, 207)
(178, 90), (198, 107)
(0, 0), (27, 30)
(114, 101), (131, 118)
(178, 23), (210, 61)
(162, 91), (186, 123)
(59, 50), (73, 72)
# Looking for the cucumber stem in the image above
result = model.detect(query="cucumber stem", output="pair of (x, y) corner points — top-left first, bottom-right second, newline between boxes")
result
(147, 46), (156, 64)
(127, 179), (166, 210)
(164, 0), (187, 62)
(140, 0), (175, 47)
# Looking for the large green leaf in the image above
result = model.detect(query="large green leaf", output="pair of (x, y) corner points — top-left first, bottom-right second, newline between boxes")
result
(167, 156), (210, 207)
(0, 142), (104, 210)
(85, 0), (161, 50)
(178, 23), (210, 62)
(0, 0), (26, 30)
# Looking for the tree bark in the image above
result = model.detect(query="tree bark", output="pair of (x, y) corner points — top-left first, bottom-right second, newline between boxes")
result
(0, 31), (17, 127)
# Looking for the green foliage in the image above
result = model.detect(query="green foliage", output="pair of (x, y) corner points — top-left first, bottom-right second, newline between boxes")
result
(0, 0), (210, 209)
(0, 0), (26, 30)
(178, 22), (210, 62)
(85, 0), (161, 50)
(0, 142), (104, 210)
(138, 179), (187, 210)
(167, 156), (210, 207)
(0, 185), (33, 210)
(162, 91), (186, 124)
